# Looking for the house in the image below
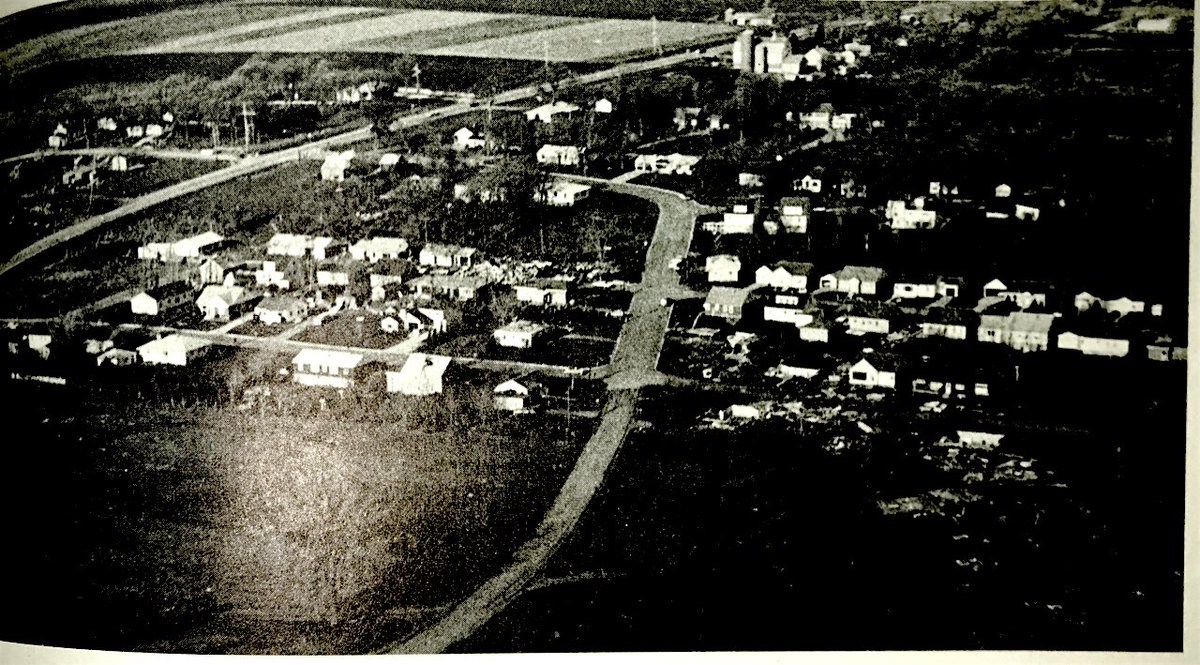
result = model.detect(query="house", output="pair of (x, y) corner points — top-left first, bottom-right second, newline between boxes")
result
(536, 144), (581, 167)
(706, 255), (742, 283)
(320, 150), (356, 182)
(514, 279), (569, 307)
(1136, 17), (1176, 33)
(819, 265), (886, 296)
(703, 286), (753, 322)
(137, 231), (224, 261)
(777, 197), (810, 233)
(725, 6), (776, 26)
(97, 348), (139, 367)
(755, 261), (815, 291)
(378, 153), (402, 170)
(266, 233), (338, 261)
(493, 378), (534, 411)
(847, 354), (900, 390)
(291, 348), (365, 388)
(418, 243), (477, 268)
(1146, 335), (1187, 362)
(937, 276), (964, 299)
(633, 153), (702, 176)
(1014, 203), (1040, 221)
(369, 265), (408, 301)
(195, 257), (229, 286)
(385, 353), (451, 395)
(752, 34), (792, 74)
(885, 200), (938, 230)
(316, 260), (351, 287)
(978, 311), (1056, 352)
(919, 307), (978, 341)
(336, 81), (378, 103)
(136, 334), (213, 367)
(831, 113), (857, 131)
(763, 293), (814, 327)
(254, 295), (308, 326)
(452, 127), (486, 150)
(409, 274), (490, 301)
(770, 349), (834, 380)
(704, 200), (758, 235)
(992, 280), (1049, 309)
(673, 106), (703, 131)
(196, 285), (257, 321)
(594, 98), (613, 114)
(386, 307), (447, 335)
(891, 275), (939, 300)
(1058, 330), (1130, 358)
(994, 183), (1012, 198)
(738, 172), (764, 188)
(110, 155), (129, 171)
(910, 353), (999, 398)
(494, 320), (547, 349)
(525, 101), (580, 123)
(797, 110), (832, 130)
(1074, 292), (1160, 317)
(254, 260), (290, 290)
(130, 282), (193, 318)
(349, 236), (408, 263)
(798, 174), (822, 193)
(846, 302), (901, 335)
(541, 181), (591, 206)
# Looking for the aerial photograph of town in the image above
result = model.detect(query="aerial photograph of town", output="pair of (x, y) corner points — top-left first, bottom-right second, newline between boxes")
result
(0, 0), (1193, 659)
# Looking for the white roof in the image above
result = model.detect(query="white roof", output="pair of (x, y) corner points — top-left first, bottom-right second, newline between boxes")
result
(494, 378), (530, 395)
(292, 347), (364, 368)
(174, 231), (223, 250)
(550, 181), (591, 195)
(137, 334), (213, 354)
(392, 353), (451, 389)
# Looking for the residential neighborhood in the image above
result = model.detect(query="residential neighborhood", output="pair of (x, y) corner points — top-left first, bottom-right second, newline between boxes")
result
(0, 0), (1189, 658)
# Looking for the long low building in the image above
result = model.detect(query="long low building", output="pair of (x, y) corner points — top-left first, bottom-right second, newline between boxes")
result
(292, 348), (366, 388)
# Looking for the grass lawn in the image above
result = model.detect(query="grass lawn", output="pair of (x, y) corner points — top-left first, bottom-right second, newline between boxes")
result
(292, 310), (400, 350)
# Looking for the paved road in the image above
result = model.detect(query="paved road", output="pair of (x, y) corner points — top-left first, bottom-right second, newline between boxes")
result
(0, 46), (725, 282)
(389, 176), (699, 654)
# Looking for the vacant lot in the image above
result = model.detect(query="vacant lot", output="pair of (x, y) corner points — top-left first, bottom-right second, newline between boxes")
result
(292, 309), (402, 350)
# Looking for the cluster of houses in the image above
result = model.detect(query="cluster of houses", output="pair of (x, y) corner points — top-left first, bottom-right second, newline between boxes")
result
(695, 252), (1183, 364)
(46, 112), (175, 150)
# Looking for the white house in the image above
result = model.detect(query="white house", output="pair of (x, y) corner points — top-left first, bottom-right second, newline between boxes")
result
(819, 265), (886, 296)
(755, 261), (814, 291)
(254, 260), (290, 290)
(995, 183), (1012, 198)
(494, 320), (547, 349)
(514, 280), (569, 307)
(891, 277), (939, 300)
(703, 286), (752, 322)
(763, 302), (814, 327)
(799, 174), (822, 193)
(320, 150), (356, 182)
(196, 285), (255, 321)
(291, 348), (365, 388)
(493, 378), (533, 412)
(536, 144), (581, 167)
(978, 312), (1056, 352)
(706, 254), (742, 283)
(847, 356), (897, 390)
(254, 295), (308, 326)
(594, 98), (613, 114)
(130, 282), (193, 317)
(1058, 331), (1130, 358)
(633, 153), (701, 176)
(452, 127), (486, 150)
(418, 243), (477, 268)
(542, 181), (591, 206)
(137, 335), (213, 367)
(526, 101), (580, 123)
(385, 353), (451, 395)
(349, 236), (408, 262)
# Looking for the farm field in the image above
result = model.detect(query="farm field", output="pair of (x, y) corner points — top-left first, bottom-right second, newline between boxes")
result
(34, 5), (741, 63)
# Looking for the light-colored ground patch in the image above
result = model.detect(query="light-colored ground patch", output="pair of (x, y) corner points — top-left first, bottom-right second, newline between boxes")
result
(419, 19), (738, 62)
(128, 5), (383, 54)
(186, 9), (506, 53)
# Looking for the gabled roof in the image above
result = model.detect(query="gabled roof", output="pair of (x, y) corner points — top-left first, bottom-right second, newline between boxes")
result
(137, 334), (212, 355)
(705, 286), (752, 309)
(139, 281), (192, 300)
(257, 295), (304, 311)
(768, 261), (815, 276)
(832, 265), (885, 282)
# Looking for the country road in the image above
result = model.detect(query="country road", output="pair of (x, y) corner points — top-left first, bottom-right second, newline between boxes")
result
(0, 44), (727, 281)
(389, 177), (700, 654)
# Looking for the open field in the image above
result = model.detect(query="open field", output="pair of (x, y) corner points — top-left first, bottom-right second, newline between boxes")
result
(1, 366), (593, 653)
(6, 4), (738, 63)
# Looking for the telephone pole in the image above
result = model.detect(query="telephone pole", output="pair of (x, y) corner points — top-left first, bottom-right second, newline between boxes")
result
(240, 102), (256, 149)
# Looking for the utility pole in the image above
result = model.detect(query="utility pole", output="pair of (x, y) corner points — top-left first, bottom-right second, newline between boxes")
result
(240, 102), (255, 150)
(413, 61), (422, 94)
(651, 16), (661, 55)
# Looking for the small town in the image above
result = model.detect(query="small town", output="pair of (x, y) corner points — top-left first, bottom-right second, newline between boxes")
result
(0, 0), (1191, 657)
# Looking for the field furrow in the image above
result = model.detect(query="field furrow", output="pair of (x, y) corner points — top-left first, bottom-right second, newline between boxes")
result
(193, 9), (506, 53)
(129, 6), (386, 54)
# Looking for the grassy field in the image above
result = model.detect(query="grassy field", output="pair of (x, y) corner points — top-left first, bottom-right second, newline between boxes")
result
(1, 366), (593, 653)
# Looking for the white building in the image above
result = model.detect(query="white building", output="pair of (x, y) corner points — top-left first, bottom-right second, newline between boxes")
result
(542, 181), (591, 206)
(385, 353), (451, 395)
(494, 320), (547, 349)
(291, 348), (365, 388)
(137, 335), (213, 367)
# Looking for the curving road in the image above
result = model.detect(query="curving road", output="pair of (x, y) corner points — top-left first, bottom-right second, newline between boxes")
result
(388, 176), (701, 654)
(0, 45), (728, 282)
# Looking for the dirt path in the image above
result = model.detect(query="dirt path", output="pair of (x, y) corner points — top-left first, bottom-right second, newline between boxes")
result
(387, 177), (700, 654)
